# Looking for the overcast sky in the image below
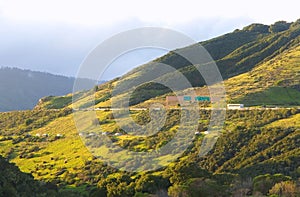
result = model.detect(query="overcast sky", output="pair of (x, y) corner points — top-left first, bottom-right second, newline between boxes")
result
(0, 0), (299, 80)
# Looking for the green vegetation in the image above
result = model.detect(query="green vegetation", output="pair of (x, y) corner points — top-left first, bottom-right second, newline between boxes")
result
(225, 43), (300, 106)
(37, 96), (73, 109)
(0, 108), (72, 136)
(0, 155), (58, 196)
(41, 19), (300, 110)
(0, 19), (300, 196)
(237, 87), (300, 106)
(0, 108), (299, 196)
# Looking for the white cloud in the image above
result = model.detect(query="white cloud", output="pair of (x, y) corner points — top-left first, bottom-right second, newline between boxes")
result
(0, 0), (299, 78)
(0, 0), (299, 26)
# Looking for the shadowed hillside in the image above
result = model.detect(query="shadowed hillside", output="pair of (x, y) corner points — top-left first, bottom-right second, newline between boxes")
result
(0, 155), (58, 196)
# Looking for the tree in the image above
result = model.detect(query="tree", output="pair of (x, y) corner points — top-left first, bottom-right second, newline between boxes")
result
(168, 184), (189, 197)
(269, 21), (291, 33)
(25, 118), (33, 126)
(269, 181), (298, 197)
(135, 174), (170, 194)
(168, 178), (227, 197)
(252, 174), (291, 195)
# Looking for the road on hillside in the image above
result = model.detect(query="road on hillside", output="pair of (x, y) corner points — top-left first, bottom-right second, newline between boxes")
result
(88, 106), (298, 111)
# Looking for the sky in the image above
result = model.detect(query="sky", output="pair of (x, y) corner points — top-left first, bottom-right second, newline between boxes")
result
(0, 0), (299, 80)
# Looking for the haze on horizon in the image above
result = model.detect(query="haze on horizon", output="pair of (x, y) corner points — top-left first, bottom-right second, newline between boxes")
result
(0, 0), (299, 80)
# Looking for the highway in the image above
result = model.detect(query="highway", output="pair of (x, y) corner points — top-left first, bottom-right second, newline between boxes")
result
(88, 106), (299, 111)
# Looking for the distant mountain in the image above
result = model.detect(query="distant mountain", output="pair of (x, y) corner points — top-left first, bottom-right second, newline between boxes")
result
(0, 67), (96, 112)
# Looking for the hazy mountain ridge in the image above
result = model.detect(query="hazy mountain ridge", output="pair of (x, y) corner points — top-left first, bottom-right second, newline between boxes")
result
(0, 67), (99, 112)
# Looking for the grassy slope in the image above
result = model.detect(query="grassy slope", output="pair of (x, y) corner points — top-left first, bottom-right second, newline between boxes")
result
(0, 109), (298, 179)
(0, 21), (300, 196)
(1, 18), (299, 185)
(103, 21), (300, 106)
(39, 22), (300, 110)
(134, 44), (300, 108)
(10, 114), (92, 179)
(265, 113), (300, 128)
(0, 109), (167, 179)
(200, 109), (300, 177)
(225, 44), (300, 106)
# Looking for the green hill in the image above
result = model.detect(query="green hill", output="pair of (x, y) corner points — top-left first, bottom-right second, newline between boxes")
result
(132, 43), (300, 108)
(108, 19), (300, 106)
(1, 19), (300, 196)
(36, 19), (300, 110)
(0, 108), (299, 196)
(225, 43), (300, 106)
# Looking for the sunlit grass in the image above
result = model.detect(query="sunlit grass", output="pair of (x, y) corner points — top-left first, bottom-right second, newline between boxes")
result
(265, 113), (300, 128)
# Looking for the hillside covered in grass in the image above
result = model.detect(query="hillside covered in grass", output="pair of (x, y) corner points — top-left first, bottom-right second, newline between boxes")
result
(36, 19), (300, 110)
(0, 107), (299, 196)
(0, 19), (300, 196)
